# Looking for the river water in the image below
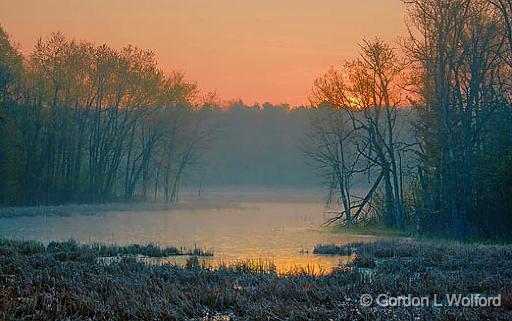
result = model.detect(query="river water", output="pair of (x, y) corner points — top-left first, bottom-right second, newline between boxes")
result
(0, 190), (374, 273)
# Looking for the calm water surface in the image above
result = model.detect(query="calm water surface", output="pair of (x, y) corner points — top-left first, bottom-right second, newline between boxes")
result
(0, 200), (374, 272)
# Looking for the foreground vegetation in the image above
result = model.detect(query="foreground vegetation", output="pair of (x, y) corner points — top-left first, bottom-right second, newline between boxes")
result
(0, 239), (510, 320)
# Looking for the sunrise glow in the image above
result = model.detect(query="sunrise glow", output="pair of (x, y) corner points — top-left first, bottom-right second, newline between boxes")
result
(0, 0), (406, 106)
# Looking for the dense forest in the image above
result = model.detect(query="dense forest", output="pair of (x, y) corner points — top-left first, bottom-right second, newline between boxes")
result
(305, 0), (512, 241)
(1, 0), (512, 241)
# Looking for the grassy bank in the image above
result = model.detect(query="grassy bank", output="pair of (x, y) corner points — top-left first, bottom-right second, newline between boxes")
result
(1, 239), (511, 320)
(324, 223), (412, 238)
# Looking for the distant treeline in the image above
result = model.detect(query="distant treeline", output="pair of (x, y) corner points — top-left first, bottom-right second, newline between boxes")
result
(0, 27), (323, 207)
(197, 102), (320, 188)
(305, 0), (512, 241)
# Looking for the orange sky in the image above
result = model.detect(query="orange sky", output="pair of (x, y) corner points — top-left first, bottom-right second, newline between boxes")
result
(0, 0), (406, 106)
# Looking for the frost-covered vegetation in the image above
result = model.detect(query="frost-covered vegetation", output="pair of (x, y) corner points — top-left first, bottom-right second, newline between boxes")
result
(1, 239), (511, 320)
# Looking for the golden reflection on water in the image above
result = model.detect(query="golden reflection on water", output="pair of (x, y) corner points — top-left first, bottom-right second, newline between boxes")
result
(101, 253), (356, 276)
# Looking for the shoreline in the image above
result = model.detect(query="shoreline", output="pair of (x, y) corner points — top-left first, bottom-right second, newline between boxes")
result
(0, 187), (326, 219)
(0, 200), (245, 219)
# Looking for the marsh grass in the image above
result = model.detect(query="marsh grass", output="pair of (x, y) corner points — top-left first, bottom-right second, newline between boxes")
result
(1, 239), (511, 320)
(0, 239), (213, 263)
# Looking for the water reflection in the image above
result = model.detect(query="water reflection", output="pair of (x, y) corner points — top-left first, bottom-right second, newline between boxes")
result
(0, 201), (374, 273)
(98, 253), (356, 275)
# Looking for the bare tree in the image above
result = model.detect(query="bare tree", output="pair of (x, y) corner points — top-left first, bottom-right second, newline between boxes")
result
(309, 39), (412, 230)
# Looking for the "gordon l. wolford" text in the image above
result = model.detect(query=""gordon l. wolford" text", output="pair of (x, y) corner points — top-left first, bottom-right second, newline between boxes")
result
(370, 294), (502, 307)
